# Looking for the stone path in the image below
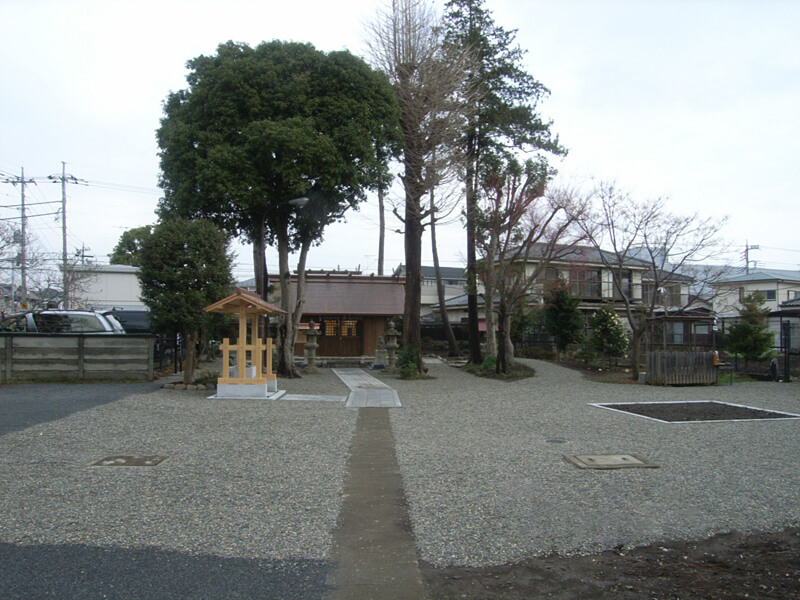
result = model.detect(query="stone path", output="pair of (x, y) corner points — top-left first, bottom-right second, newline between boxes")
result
(325, 408), (426, 600)
(332, 369), (402, 408)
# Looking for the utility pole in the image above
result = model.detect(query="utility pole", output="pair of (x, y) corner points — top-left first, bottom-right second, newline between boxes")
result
(3, 169), (35, 308)
(744, 241), (760, 274)
(48, 163), (85, 310)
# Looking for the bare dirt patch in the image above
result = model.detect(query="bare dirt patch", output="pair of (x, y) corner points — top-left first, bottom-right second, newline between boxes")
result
(422, 527), (800, 599)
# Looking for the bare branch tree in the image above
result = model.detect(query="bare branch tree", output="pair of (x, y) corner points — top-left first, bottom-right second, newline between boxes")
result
(367, 0), (477, 370)
(478, 161), (588, 373)
(576, 182), (729, 379)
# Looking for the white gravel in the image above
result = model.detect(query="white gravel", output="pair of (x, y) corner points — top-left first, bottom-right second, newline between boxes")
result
(3, 361), (799, 571)
(389, 358), (800, 566)
(0, 372), (355, 561)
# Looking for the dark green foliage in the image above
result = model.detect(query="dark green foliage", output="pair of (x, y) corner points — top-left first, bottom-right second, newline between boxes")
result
(396, 344), (421, 380)
(443, 0), (566, 366)
(543, 285), (583, 353)
(156, 40), (399, 247)
(137, 218), (233, 336)
(109, 225), (153, 266)
(510, 306), (542, 345)
(589, 305), (629, 364)
(727, 292), (773, 361)
(442, 0), (565, 164)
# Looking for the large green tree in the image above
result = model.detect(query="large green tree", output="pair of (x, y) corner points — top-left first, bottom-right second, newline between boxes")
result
(589, 305), (628, 365)
(727, 292), (773, 363)
(137, 218), (233, 384)
(109, 225), (152, 266)
(443, 0), (566, 365)
(544, 282), (584, 355)
(157, 40), (399, 376)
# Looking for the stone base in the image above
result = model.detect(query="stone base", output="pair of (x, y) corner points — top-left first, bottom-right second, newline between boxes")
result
(211, 381), (283, 399)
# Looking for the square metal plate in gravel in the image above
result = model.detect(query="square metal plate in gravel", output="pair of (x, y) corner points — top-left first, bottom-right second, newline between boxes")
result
(591, 401), (800, 423)
(90, 455), (169, 467)
(564, 453), (658, 470)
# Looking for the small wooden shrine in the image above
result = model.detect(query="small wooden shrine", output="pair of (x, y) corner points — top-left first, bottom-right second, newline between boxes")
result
(203, 287), (286, 398)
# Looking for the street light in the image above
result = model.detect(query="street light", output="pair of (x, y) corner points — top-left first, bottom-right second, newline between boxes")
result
(288, 196), (309, 208)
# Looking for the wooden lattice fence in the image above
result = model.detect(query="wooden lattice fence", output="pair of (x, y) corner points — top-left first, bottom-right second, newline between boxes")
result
(646, 351), (717, 385)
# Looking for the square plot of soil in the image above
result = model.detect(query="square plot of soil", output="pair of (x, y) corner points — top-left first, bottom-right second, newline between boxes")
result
(591, 401), (800, 423)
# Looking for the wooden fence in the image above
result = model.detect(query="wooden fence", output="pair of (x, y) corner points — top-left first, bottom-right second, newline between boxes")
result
(646, 351), (717, 385)
(1, 334), (154, 382)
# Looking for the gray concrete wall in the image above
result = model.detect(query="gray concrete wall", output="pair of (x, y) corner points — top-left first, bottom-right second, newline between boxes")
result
(1, 334), (154, 382)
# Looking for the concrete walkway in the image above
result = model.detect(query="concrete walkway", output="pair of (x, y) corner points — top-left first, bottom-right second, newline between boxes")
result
(325, 408), (425, 599)
(324, 371), (426, 599)
(333, 369), (402, 408)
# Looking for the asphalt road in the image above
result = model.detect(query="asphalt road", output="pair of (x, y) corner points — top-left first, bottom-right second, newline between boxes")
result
(0, 381), (163, 436)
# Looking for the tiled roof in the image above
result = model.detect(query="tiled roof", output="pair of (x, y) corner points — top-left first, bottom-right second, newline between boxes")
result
(270, 274), (405, 316)
(782, 297), (800, 308)
(395, 265), (467, 280)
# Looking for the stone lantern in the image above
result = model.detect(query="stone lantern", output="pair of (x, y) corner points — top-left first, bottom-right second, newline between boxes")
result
(384, 320), (400, 369)
(304, 320), (321, 373)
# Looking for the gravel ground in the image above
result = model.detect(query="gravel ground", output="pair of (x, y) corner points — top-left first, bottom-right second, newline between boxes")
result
(388, 358), (800, 567)
(0, 371), (355, 564)
(4, 359), (800, 596)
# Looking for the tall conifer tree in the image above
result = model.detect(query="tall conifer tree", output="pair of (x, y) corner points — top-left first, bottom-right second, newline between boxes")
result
(443, 0), (566, 364)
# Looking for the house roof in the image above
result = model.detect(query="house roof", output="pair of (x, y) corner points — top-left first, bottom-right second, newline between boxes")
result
(507, 243), (653, 270)
(204, 287), (286, 315)
(271, 274), (405, 316)
(782, 297), (800, 308)
(394, 264), (467, 280)
(715, 268), (800, 284)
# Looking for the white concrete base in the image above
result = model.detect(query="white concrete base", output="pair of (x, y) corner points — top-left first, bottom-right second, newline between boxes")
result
(210, 382), (284, 400)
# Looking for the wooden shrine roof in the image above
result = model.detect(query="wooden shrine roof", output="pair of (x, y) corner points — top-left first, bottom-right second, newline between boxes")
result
(203, 287), (287, 315)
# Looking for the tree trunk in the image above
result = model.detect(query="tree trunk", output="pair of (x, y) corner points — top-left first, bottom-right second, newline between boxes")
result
(430, 196), (460, 357)
(465, 132), (482, 365)
(630, 326), (645, 380)
(403, 195), (424, 371)
(502, 309), (515, 369)
(252, 219), (269, 338)
(288, 239), (311, 371)
(482, 240), (497, 357)
(276, 230), (300, 378)
(378, 185), (385, 276)
(496, 299), (507, 374)
(183, 329), (198, 384)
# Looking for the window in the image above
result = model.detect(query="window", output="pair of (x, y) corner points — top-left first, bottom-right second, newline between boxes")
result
(643, 284), (682, 306)
(341, 319), (358, 337)
(613, 269), (632, 300)
(761, 289), (777, 301)
(0, 315), (28, 332)
(324, 320), (338, 336)
(667, 322), (684, 344)
(569, 269), (601, 298)
(33, 313), (106, 333)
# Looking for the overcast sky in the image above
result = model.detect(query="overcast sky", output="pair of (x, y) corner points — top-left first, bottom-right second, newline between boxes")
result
(2, 0), (798, 284)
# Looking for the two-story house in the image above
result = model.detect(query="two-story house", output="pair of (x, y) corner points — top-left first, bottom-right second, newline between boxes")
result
(711, 268), (800, 350)
(436, 244), (712, 349)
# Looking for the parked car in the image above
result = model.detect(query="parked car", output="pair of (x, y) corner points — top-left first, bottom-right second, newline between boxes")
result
(101, 308), (150, 334)
(0, 310), (125, 334)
